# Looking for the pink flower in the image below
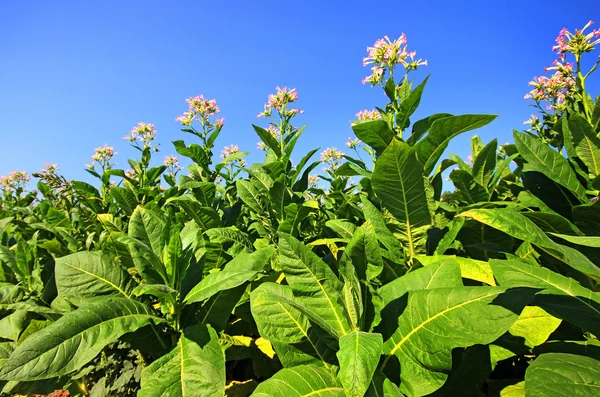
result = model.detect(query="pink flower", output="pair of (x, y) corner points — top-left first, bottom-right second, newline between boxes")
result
(355, 109), (381, 121)
(215, 117), (225, 127)
(258, 87), (304, 119)
(123, 122), (157, 149)
(176, 95), (221, 127)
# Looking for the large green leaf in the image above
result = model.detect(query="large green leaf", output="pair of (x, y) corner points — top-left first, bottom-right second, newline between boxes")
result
(336, 331), (383, 397)
(139, 324), (225, 397)
(396, 76), (429, 131)
(524, 353), (600, 396)
(459, 208), (600, 281)
(514, 131), (587, 202)
(344, 221), (383, 283)
(360, 196), (405, 263)
(129, 207), (167, 258)
(414, 114), (497, 175)
(236, 180), (262, 213)
(351, 120), (395, 156)
(168, 196), (221, 231)
(184, 269), (257, 304)
(0, 298), (163, 380)
(449, 169), (490, 204)
(55, 251), (134, 304)
(472, 138), (497, 190)
(406, 113), (453, 146)
(278, 234), (351, 338)
(251, 365), (344, 397)
(568, 114), (600, 177)
(251, 282), (337, 369)
(372, 139), (431, 258)
(508, 306), (561, 348)
(417, 255), (496, 286)
(381, 287), (534, 397)
(490, 259), (600, 336)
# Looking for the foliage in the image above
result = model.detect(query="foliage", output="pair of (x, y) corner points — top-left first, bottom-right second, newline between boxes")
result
(0, 22), (599, 397)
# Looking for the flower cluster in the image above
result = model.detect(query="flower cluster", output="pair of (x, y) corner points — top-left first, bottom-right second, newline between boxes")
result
(320, 147), (345, 174)
(87, 144), (117, 170)
(0, 171), (30, 194)
(308, 175), (320, 188)
(221, 144), (247, 167)
(356, 109), (381, 121)
(552, 20), (600, 59)
(123, 122), (159, 150)
(176, 95), (222, 127)
(163, 156), (182, 176)
(362, 35), (427, 85)
(524, 63), (576, 111)
(257, 87), (304, 119)
(346, 137), (360, 149)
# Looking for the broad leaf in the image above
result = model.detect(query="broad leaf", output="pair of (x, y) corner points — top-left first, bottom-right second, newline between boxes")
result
(352, 120), (395, 156)
(568, 114), (600, 177)
(336, 331), (383, 397)
(524, 353), (600, 396)
(184, 269), (258, 304)
(415, 114), (497, 175)
(251, 365), (344, 397)
(139, 324), (225, 397)
(459, 208), (600, 281)
(514, 131), (587, 202)
(472, 138), (497, 190)
(0, 298), (163, 380)
(381, 287), (534, 397)
(251, 282), (337, 369)
(372, 140), (431, 258)
(490, 259), (600, 336)
(278, 234), (351, 338)
(55, 251), (134, 304)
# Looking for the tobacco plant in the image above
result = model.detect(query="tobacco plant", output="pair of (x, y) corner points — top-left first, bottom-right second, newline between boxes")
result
(0, 22), (599, 397)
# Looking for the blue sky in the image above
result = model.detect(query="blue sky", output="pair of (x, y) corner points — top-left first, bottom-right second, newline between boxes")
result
(1, 0), (599, 185)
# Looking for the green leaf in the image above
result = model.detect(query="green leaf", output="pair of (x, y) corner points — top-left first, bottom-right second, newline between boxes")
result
(0, 298), (163, 381)
(372, 140), (431, 258)
(396, 76), (429, 131)
(278, 233), (352, 338)
(417, 255), (496, 286)
(251, 365), (344, 397)
(472, 138), (497, 190)
(236, 180), (262, 213)
(500, 382), (524, 397)
(514, 131), (587, 202)
(568, 114), (600, 177)
(253, 125), (282, 157)
(508, 306), (561, 348)
(345, 221), (383, 282)
(352, 120), (395, 156)
(381, 287), (534, 397)
(434, 217), (465, 255)
(117, 234), (166, 285)
(524, 353), (600, 396)
(449, 169), (490, 204)
(490, 259), (600, 336)
(336, 331), (383, 397)
(325, 220), (357, 240)
(130, 206), (167, 259)
(360, 197), (405, 263)
(55, 251), (134, 304)
(110, 186), (137, 216)
(407, 113), (453, 146)
(184, 269), (257, 304)
(459, 208), (600, 281)
(415, 114), (497, 175)
(173, 140), (209, 165)
(251, 282), (337, 369)
(139, 324), (225, 397)
(168, 196), (221, 231)
(549, 233), (600, 247)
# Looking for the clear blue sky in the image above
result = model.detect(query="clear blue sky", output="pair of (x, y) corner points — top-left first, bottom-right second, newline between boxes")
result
(1, 0), (599, 184)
